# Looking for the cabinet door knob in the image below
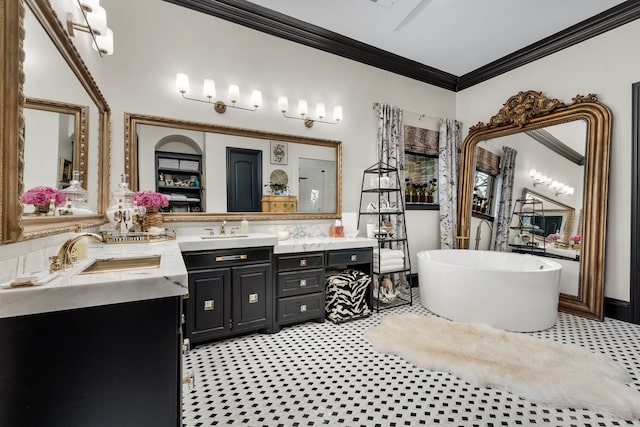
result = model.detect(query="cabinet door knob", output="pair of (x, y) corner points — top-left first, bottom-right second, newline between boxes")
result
(204, 299), (214, 311)
(351, 254), (357, 262)
(299, 259), (307, 267)
(299, 279), (307, 287)
(300, 304), (307, 313)
(248, 293), (259, 303)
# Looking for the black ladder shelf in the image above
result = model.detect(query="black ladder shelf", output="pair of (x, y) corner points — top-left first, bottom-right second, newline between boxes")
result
(357, 161), (412, 311)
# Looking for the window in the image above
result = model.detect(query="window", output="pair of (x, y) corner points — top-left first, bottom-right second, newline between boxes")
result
(404, 153), (438, 205)
(473, 170), (496, 215)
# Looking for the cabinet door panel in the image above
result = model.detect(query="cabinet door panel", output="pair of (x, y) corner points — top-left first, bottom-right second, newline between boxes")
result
(189, 269), (231, 341)
(232, 263), (272, 332)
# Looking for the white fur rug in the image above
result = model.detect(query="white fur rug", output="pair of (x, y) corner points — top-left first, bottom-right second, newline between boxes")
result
(364, 313), (640, 420)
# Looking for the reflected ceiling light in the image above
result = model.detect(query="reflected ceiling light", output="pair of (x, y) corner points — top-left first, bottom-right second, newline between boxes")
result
(176, 73), (261, 114)
(529, 169), (574, 196)
(66, 0), (114, 56)
(279, 96), (342, 128)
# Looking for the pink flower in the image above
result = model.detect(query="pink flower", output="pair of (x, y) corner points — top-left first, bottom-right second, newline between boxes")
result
(546, 233), (561, 241)
(570, 234), (581, 243)
(133, 190), (169, 208)
(21, 186), (64, 206)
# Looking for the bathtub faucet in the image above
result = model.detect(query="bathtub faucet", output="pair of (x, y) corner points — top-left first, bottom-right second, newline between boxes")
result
(474, 219), (494, 250)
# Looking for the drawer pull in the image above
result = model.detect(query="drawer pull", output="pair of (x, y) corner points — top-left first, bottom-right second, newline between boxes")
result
(300, 279), (307, 287)
(204, 299), (214, 311)
(299, 259), (307, 267)
(351, 254), (357, 262)
(215, 254), (248, 262)
(300, 304), (307, 313)
(248, 293), (259, 304)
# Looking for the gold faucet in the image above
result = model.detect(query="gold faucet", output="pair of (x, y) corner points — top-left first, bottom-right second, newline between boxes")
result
(474, 219), (494, 250)
(49, 232), (104, 272)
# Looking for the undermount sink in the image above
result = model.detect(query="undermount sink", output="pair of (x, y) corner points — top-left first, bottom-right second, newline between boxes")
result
(78, 255), (161, 275)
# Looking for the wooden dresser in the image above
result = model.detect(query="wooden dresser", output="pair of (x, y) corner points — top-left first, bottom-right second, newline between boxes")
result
(261, 195), (298, 213)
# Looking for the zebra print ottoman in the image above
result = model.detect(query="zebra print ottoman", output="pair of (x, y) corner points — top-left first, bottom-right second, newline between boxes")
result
(325, 269), (371, 323)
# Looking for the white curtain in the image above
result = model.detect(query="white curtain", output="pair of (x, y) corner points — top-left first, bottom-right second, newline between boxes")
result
(492, 146), (518, 251)
(438, 118), (462, 249)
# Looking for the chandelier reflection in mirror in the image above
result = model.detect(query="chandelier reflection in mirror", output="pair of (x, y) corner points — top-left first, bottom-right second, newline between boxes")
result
(278, 96), (342, 128)
(176, 73), (262, 114)
(66, 0), (114, 56)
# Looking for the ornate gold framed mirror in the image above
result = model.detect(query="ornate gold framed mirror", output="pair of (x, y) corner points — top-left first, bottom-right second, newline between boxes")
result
(0, 0), (110, 242)
(124, 113), (342, 221)
(458, 91), (611, 320)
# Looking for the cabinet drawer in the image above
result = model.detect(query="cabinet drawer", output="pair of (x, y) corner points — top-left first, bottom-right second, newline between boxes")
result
(326, 248), (372, 267)
(183, 247), (271, 270)
(277, 293), (324, 325)
(277, 268), (324, 297)
(276, 252), (324, 271)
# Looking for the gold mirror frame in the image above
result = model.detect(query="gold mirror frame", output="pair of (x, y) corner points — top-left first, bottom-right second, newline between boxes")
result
(458, 91), (611, 320)
(521, 187), (575, 247)
(0, 0), (110, 242)
(24, 96), (89, 188)
(124, 113), (342, 221)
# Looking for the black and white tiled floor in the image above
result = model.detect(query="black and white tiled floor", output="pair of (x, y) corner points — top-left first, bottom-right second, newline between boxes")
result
(182, 289), (640, 426)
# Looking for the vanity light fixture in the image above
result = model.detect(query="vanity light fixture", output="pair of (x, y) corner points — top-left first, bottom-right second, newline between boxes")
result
(66, 0), (114, 56)
(279, 96), (342, 128)
(529, 169), (574, 196)
(176, 73), (262, 114)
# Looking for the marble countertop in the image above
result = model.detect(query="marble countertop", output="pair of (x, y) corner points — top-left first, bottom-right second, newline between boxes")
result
(178, 232), (278, 252)
(274, 237), (377, 254)
(0, 239), (188, 319)
(0, 232), (377, 319)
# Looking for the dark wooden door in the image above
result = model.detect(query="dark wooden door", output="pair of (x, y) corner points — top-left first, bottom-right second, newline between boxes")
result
(226, 147), (262, 212)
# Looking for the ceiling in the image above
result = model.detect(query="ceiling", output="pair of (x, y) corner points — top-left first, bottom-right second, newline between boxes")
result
(166, 0), (640, 91)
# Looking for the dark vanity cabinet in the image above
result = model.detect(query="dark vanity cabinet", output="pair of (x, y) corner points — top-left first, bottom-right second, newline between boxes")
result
(182, 247), (273, 344)
(274, 251), (326, 331)
(0, 297), (183, 427)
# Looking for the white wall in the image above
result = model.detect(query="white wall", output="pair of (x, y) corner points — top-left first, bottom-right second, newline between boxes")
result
(97, 0), (455, 272)
(457, 19), (640, 301)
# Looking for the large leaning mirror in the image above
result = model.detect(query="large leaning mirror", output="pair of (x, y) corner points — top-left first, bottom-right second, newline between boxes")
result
(124, 113), (342, 221)
(458, 91), (611, 320)
(0, 0), (110, 242)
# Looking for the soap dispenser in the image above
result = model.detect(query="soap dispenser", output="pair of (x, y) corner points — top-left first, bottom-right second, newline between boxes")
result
(240, 219), (249, 235)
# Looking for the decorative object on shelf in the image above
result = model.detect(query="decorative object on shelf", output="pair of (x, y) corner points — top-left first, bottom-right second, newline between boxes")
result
(278, 96), (342, 128)
(266, 168), (290, 195)
(133, 190), (169, 231)
(65, 0), (114, 56)
(21, 186), (64, 215)
(176, 73), (261, 114)
(425, 178), (437, 203)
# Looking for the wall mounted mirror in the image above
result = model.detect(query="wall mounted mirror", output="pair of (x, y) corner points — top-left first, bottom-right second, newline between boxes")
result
(0, 0), (110, 242)
(458, 90), (611, 320)
(24, 97), (89, 211)
(124, 113), (342, 221)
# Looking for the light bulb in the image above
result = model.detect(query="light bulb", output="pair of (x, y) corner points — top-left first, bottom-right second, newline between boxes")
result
(278, 96), (289, 113)
(251, 90), (262, 108)
(316, 103), (326, 119)
(228, 85), (240, 103)
(298, 99), (308, 117)
(176, 73), (190, 94)
(333, 106), (343, 122)
(203, 79), (216, 99)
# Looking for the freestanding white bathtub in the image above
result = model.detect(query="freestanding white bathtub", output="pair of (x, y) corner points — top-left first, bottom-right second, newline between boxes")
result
(417, 250), (562, 332)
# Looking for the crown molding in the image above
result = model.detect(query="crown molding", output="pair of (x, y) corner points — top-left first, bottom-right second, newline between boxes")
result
(164, 0), (640, 92)
(457, 0), (640, 90)
(162, 0), (458, 91)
